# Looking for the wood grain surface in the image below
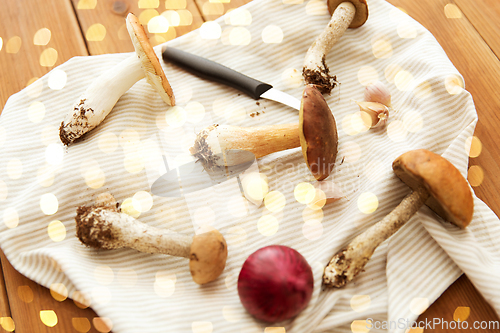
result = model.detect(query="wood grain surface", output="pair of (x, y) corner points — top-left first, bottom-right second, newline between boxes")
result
(1, 0), (500, 332)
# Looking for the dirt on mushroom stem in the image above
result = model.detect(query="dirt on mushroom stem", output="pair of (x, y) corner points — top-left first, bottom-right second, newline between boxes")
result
(302, 55), (338, 95)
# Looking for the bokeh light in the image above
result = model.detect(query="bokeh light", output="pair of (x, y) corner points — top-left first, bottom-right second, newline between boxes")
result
(200, 21), (222, 39)
(165, 106), (187, 127)
(154, 272), (176, 297)
(72, 318), (91, 333)
(48, 220), (66, 242)
(302, 220), (323, 240)
(413, 81), (432, 99)
(34, 28), (51, 45)
(121, 198), (141, 218)
(40, 193), (59, 215)
(468, 165), (484, 187)
(343, 141), (362, 163)
(453, 306), (470, 322)
(264, 191), (286, 212)
(227, 8), (252, 26)
(28, 101), (46, 123)
(225, 226), (247, 248)
(403, 111), (423, 133)
(132, 191), (153, 213)
(93, 317), (113, 333)
(192, 321), (213, 333)
(258, 215), (279, 236)
(357, 66), (379, 86)
(98, 132), (119, 153)
(50, 283), (69, 302)
(305, 0), (328, 15)
(465, 136), (482, 158)
(17, 285), (34, 303)
(397, 23), (417, 39)
(6, 36), (22, 54)
(77, 0), (97, 9)
(294, 182), (315, 204)
(281, 68), (302, 88)
(444, 4), (462, 18)
(45, 143), (64, 166)
(410, 297), (429, 315)
(7, 159), (23, 179)
(445, 75), (464, 95)
(139, 0), (160, 8)
(40, 310), (58, 327)
(394, 70), (414, 91)
(48, 69), (68, 90)
(229, 27), (251, 45)
(139, 9), (160, 25)
(351, 320), (370, 333)
(166, 0), (186, 9)
(162, 10), (181, 27)
(350, 295), (371, 312)
(357, 192), (378, 214)
(0, 317), (15, 332)
(262, 25), (283, 43)
(94, 265), (114, 285)
(148, 15), (170, 33)
(384, 63), (402, 83)
(86, 24), (107, 41)
(371, 37), (393, 59)
(387, 120), (407, 142)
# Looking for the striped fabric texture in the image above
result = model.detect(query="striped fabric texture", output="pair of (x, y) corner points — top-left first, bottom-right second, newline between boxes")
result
(1, 0), (499, 332)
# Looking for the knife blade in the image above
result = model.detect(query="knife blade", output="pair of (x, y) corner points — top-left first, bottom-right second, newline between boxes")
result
(162, 46), (301, 110)
(151, 150), (256, 197)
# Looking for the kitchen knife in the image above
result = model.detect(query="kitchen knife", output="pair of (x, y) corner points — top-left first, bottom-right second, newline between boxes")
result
(151, 150), (256, 197)
(162, 46), (301, 110)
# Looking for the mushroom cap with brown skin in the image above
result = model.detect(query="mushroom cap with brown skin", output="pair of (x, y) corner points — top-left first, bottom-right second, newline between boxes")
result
(189, 229), (228, 285)
(299, 84), (338, 181)
(392, 149), (474, 228)
(126, 13), (175, 106)
(328, 0), (368, 28)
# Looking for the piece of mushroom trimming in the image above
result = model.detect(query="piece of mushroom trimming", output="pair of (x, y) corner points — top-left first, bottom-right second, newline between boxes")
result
(323, 149), (474, 288)
(59, 13), (175, 146)
(303, 0), (369, 94)
(76, 201), (228, 285)
(191, 85), (338, 181)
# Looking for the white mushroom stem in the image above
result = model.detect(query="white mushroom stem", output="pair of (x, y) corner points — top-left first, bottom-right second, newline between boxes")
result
(59, 55), (145, 145)
(323, 186), (430, 288)
(190, 123), (300, 169)
(76, 205), (192, 258)
(303, 2), (356, 94)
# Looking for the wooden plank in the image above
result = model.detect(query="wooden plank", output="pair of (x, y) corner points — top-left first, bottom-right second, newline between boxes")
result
(0, 253), (12, 321)
(70, 0), (206, 55)
(454, 0), (500, 60)
(386, 0), (500, 329)
(418, 274), (500, 332)
(1, 251), (104, 333)
(0, 0), (88, 111)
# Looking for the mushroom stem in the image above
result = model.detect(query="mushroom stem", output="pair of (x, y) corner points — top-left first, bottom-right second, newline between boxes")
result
(323, 186), (430, 288)
(59, 55), (144, 145)
(302, 2), (356, 94)
(190, 123), (300, 169)
(76, 205), (193, 257)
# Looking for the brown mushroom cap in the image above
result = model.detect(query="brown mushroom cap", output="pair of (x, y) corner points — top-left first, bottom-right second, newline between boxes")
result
(189, 229), (228, 284)
(126, 13), (175, 106)
(392, 149), (474, 228)
(299, 85), (338, 181)
(328, 0), (368, 28)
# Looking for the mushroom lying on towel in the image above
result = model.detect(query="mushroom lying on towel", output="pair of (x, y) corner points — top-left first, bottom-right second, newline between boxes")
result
(303, 0), (369, 94)
(323, 149), (474, 288)
(191, 85), (338, 180)
(59, 13), (175, 145)
(76, 203), (227, 285)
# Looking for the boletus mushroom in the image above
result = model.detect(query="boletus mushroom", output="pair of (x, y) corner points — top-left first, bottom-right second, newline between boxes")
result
(75, 203), (227, 285)
(59, 13), (175, 145)
(323, 149), (474, 288)
(303, 0), (368, 94)
(190, 85), (338, 180)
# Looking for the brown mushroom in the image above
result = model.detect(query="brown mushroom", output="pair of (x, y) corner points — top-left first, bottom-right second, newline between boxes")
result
(190, 85), (338, 180)
(303, 0), (369, 94)
(75, 204), (227, 285)
(323, 149), (474, 288)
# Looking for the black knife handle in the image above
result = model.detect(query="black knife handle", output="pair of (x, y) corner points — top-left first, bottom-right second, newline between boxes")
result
(162, 46), (272, 100)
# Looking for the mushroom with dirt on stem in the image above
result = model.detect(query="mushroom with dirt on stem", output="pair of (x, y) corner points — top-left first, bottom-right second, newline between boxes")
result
(190, 85), (338, 181)
(59, 13), (175, 146)
(323, 149), (474, 288)
(75, 203), (227, 285)
(303, 0), (369, 94)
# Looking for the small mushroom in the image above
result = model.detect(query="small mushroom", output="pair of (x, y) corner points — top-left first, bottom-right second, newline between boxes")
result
(75, 204), (227, 285)
(303, 0), (369, 94)
(323, 149), (474, 288)
(190, 85), (338, 180)
(59, 13), (175, 145)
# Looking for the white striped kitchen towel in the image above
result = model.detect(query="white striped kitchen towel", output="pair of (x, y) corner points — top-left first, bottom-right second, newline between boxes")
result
(1, 0), (499, 332)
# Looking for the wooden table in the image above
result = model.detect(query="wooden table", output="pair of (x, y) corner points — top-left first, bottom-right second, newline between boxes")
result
(1, 0), (499, 331)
